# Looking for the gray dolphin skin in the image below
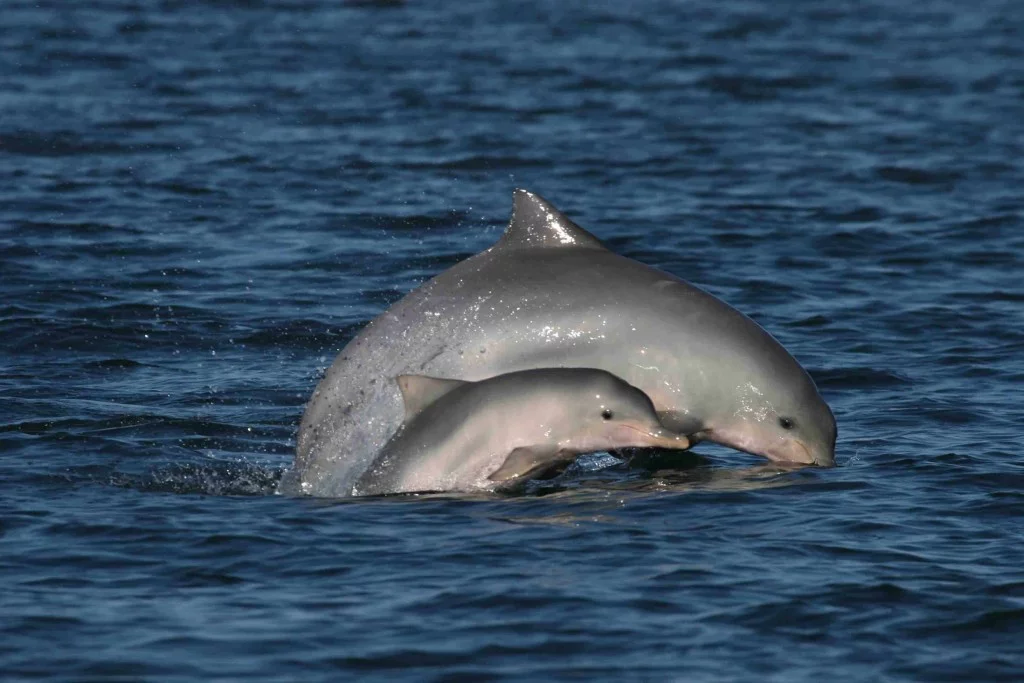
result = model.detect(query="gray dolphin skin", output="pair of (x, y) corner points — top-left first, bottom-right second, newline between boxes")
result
(291, 189), (837, 497)
(354, 368), (690, 496)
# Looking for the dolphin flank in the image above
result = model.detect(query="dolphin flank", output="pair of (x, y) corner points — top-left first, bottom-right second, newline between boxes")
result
(289, 189), (837, 497)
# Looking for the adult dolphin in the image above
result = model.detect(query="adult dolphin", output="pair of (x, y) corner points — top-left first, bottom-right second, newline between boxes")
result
(289, 189), (837, 497)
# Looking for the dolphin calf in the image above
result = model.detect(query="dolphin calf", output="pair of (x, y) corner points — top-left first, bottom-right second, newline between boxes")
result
(354, 368), (690, 496)
(291, 189), (836, 497)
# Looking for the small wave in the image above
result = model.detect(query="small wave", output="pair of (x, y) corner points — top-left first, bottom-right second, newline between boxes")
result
(697, 73), (826, 101)
(882, 74), (957, 94)
(82, 358), (146, 370)
(812, 368), (913, 390)
(812, 206), (885, 223)
(785, 314), (832, 328)
(13, 219), (137, 235)
(949, 290), (1024, 303)
(398, 155), (549, 171)
(876, 165), (962, 186)
(810, 228), (905, 258)
(0, 130), (128, 157)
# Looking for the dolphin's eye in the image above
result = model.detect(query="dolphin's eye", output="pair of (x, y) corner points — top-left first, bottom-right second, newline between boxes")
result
(601, 410), (613, 421)
(779, 417), (795, 430)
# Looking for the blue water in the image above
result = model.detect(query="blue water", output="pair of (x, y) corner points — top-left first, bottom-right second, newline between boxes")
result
(3, 0), (1023, 679)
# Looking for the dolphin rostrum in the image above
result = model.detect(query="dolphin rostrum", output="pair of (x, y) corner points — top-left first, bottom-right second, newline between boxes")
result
(289, 189), (837, 497)
(353, 368), (690, 496)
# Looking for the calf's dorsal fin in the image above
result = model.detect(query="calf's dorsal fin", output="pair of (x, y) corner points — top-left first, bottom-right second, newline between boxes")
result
(395, 375), (466, 421)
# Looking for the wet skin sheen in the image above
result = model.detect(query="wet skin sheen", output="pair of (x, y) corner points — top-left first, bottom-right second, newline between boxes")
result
(292, 190), (837, 496)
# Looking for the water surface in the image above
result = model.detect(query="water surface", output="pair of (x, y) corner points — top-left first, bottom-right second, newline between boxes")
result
(2, 0), (1023, 680)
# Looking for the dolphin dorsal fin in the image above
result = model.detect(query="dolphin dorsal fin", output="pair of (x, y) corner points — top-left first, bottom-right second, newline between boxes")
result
(396, 374), (467, 421)
(495, 189), (605, 250)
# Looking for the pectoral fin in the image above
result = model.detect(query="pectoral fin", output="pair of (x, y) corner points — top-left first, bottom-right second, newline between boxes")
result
(489, 446), (578, 483)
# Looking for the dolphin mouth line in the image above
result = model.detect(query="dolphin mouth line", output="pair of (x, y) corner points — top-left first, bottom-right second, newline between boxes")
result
(691, 427), (820, 466)
(620, 424), (691, 449)
(794, 440), (813, 463)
